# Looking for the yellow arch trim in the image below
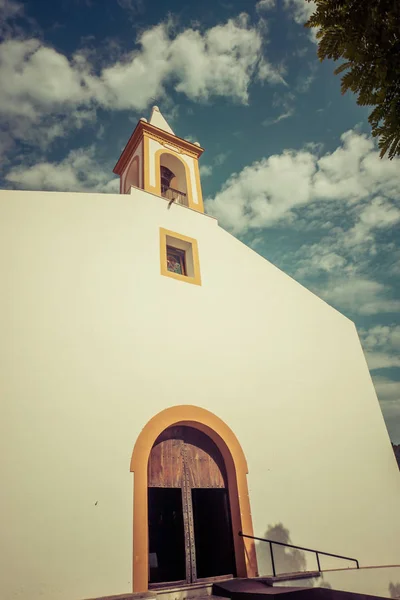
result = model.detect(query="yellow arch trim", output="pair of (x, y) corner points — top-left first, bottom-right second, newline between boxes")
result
(143, 134), (151, 192)
(130, 405), (257, 592)
(193, 160), (205, 213)
(153, 149), (203, 213)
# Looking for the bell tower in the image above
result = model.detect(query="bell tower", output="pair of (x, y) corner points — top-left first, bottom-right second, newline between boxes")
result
(113, 106), (205, 214)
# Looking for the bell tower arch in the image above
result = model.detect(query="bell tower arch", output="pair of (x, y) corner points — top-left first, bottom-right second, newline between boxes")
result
(113, 106), (205, 213)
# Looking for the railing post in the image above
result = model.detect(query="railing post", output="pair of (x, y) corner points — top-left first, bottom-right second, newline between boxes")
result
(270, 542), (276, 577)
(239, 532), (358, 576)
(316, 552), (321, 572)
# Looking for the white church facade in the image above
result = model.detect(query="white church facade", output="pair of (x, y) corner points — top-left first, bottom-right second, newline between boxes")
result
(1, 107), (400, 600)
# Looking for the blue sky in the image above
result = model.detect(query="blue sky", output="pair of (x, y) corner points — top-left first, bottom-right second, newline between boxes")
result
(1, 0), (400, 442)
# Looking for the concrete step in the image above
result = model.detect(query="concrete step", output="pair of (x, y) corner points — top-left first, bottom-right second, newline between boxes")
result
(257, 573), (321, 587)
(154, 582), (214, 600)
(213, 579), (306, 599)
(212, 578), (390, 600)
(83, 593), (156, 600)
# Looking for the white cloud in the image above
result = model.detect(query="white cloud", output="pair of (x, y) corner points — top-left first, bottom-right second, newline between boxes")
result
(0, 38), (99, 151)
(359, 325), (400, 370)
(371, 375), (400, 442)
(256, 0), (276, 12)
(200, 164), (213, 178)
(0, 0), (25, 37)
(207, 128), (400, 316)
(0, 130), (14, 164)
(0, 14), (283, 150)
(5, 146), (119, 193)
(283, 0), (318, 42)
(15, 108), (97, 153)
(313, 133), (377, 202)
(168, 15), (272, 102)
(0, 0), (23, 20)
(184, 134), (197, 144)
(198, 151), (232, 180)
(0, 39), (94, 119)
(344, 198), (400, 249)
(263, 90), (295, 126)
(295, 246), (347, 277)
(283, 0), (316, 24)
(320, 278), (400, 316)
(373, 376), (400, 402)
(361, 325), (400, 351)
(295, 62), (318, 93)
(206, 149), (316, 234)
(291, 197), (400, 282)
(365, 353), (400, 370)
(116, 0), (143, 15)
(295, 72), (315, 93)
(214, 152), (230, 166)
(256, 58), (287, 86)
(263, 109), (294, 126)
(206, 129), (400, 235)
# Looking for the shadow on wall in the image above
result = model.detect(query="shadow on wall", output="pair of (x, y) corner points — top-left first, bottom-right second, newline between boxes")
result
(255, 523), (318, 578)
(389, 583), (400, 598)
(244, 532), (258, 579)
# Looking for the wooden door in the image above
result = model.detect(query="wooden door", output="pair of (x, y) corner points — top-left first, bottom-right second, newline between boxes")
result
(148, 426), (235, 585)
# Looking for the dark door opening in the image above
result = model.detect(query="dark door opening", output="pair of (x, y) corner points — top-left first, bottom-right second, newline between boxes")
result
(148, 488), (186, 584)
(192, 488), (235, 579)
(148, 426), (236, 586)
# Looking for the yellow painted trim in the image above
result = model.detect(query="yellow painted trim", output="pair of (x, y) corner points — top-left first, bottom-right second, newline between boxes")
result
(146, 131), (198, 159)
(130, 405), (257, 593)
(144, 124), (204, 158)
(143, 135), (153, 194)
(194, 160), (205, 213)
(159, 227), (202, 286)
(140, 138), (144, 190)
(113, 120), (204, 177)
(116, 122), (205, 209)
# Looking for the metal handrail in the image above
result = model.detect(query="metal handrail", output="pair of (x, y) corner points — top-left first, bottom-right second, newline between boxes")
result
(161, 185), (186, 197)
(161, 185), (188, 207)
(161, 185), (187, 197)
(238, 531), (359, 577)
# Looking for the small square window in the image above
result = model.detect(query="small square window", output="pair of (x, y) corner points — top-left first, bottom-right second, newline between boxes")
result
(167, 246), (187, 276)
(160, 228), (201, 286)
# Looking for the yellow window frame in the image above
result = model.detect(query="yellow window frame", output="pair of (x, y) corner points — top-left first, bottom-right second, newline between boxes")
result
(160, 228), (202, 286)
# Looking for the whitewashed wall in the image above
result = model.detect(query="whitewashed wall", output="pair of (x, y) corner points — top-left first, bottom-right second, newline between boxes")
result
(1, 187), (399, 600)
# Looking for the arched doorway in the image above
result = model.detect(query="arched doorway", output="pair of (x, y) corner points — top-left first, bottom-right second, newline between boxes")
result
(130, 405), (257, 593)
(148, 426), (236, 586)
